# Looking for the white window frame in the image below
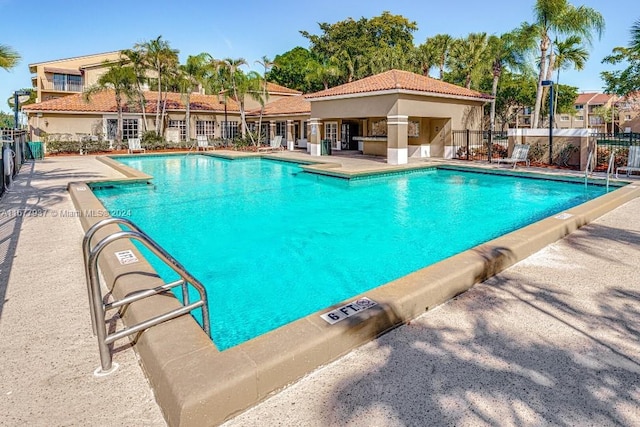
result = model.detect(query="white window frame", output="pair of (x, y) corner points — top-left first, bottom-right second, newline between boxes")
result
(196, 120), (216, 137)
(324, 122), (338, 149)
(168, 119), (187, 141)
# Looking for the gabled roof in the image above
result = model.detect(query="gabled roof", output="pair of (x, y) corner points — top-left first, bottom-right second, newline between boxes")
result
(575, 92), (614, 105)
(305, 69), (492, 101)
(28, 51), (122, 73)
(264, 82), (302, 96)
(247, 95), (310, 117)
(23, 90), (240, 114)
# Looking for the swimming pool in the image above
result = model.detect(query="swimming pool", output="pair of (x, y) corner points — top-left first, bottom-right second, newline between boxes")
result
(93, 155), (610, 349)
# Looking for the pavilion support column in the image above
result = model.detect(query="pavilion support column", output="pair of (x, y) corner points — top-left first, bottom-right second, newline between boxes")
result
(387, 115), (408, 165)
(286, 120), (294, 151)
(269, 121), (276, 143)
(308, 118), (322, 156)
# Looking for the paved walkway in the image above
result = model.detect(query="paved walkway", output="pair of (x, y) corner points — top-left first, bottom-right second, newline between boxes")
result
(1, 154), (639, 426)
(0, 157), (165, 426)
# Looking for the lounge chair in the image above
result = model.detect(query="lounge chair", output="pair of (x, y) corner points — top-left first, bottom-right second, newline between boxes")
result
(196, 135), (215, 151)
(257, 135), (284, 152)
(496, 144), (530, 169)
(616, 145), (640, 178)
(127, 138), (145, 154)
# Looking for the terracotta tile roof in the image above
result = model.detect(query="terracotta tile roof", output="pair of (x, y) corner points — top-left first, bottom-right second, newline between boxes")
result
(588, 93), (613, 105)
(247, 95), (310, 117)
(264, 82), (302, 95)
(305, 69), (492, 100)
(23, 90), (239, 113)
(574, 93), (596, 104)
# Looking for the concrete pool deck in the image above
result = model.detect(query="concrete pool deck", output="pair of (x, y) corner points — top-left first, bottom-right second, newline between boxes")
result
(1, 153), (639, 426)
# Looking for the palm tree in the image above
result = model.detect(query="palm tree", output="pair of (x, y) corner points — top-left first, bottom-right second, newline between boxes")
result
(0, 44), (20, 71)
(177, 53), (209, 142)
(121, 48), (149, 132)
(526, 0), (604, 128)
(552, 36), (588, 121)
(448, 33), (488, 89)
(485, 29), (534, 134)
(409, 42), (436, 76)
(134, 36), (179, 136)
(83, 62), (136, 146)
(428, 34), (454, 79)
(212, 58), (263, 143)
(305, 60), (341, 90)
(255, 56), (274, 145)
(631, 18), (640, 52)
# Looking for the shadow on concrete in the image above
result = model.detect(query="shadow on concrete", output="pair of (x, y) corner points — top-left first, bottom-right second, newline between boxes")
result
(323, 232), (640, 425)
(325, 272), (640, 426)
(0, 160), (114, 320)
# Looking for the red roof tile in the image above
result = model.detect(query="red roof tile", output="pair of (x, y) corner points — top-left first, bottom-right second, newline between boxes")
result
(23, 90), (239, 113)
(305, 69), (492, 101)
(575, 93), (596, 104)
(265, 82), (302, 95)
(247, 95), (310, 116)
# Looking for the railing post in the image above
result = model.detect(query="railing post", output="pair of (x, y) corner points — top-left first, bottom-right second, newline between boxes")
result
(465, 129), (470, 161)
(488, 130), (493, 163)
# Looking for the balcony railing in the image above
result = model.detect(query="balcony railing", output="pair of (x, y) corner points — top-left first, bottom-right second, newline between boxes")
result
(589, 116), (604, 125)
(41, 81), (84, 92)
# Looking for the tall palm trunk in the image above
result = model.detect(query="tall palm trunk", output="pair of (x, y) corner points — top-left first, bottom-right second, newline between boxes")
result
(115, 94), (123, 146)
(489, 64), (501, 133)
(160, 81), (168, 138)
(155, 62), (162, 135)
(137, 84), (148, 132)
(532, 36), (550, 128)
(185, 92), (191, 142)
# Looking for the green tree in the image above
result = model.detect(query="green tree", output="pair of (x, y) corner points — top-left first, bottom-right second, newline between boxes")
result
(552, 36), (588, 122)
(523, 0), (604, 128)
(0, 111), (14, 128)
(255, 56), (275, 144)
(269, 47), (322, 93)
(428, 34), (454, 79)
(134, 36), (179, 136)
(484, 30), (534, 134)
(121, 48), (150, 132)
(408, 41), (436, 76)
(83, 61), (137, 146)
(176, 53), (210, 142)
(0, 44), (20, 71)
(492, 72), (537, 131)
(447, 33), (488, 89)
(601, 18), (640, 96)
(301, 11), (417, 85)
(305, 59), (341, 90)
(211, 58), (263, 143)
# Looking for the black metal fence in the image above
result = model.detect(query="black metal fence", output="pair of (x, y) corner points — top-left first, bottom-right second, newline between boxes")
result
(591, 132), (640, 171)
(451, 130), (509, 162)
(1, 129), (31, 198)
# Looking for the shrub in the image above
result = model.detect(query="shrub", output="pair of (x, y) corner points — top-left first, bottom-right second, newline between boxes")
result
(141, 131), (167, 150)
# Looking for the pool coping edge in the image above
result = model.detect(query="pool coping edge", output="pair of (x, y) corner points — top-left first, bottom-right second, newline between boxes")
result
(70, 156), (640, 426)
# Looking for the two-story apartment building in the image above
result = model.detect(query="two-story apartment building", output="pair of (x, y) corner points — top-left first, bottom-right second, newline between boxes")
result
(28, 51), (123, 104)
(616, 92), (640, 133)
(503, 92), (616, 132)
(555, 92), (615, 132)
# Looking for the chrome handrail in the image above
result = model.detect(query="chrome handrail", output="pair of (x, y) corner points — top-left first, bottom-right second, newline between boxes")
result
(584, 149), (594, 187)
(606, 149), (616, 190)
(83, 217), (210, 375)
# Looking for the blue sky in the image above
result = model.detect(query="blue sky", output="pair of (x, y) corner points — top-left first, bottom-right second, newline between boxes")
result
(0, 0), (637, 112)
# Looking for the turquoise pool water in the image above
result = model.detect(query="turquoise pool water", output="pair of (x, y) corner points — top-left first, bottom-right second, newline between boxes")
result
(93, 155), (609, 350)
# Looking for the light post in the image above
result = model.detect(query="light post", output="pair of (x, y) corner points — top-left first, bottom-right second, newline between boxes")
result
(541, 80), (554, 164)
(12, 90), (31, 130)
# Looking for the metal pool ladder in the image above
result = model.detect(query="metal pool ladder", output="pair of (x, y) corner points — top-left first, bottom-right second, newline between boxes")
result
(83, 217), (211, 376)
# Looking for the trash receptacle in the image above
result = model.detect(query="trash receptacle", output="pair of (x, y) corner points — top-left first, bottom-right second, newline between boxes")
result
(321, 139), (332, 155)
